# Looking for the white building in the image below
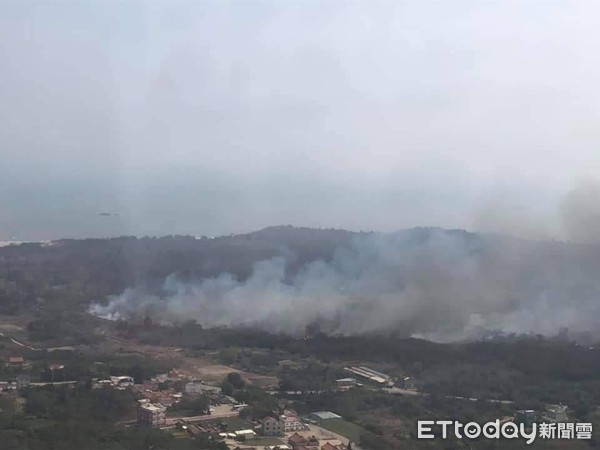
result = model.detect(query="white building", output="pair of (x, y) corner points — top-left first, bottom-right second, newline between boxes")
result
(234, 429), (257, 441)
(282, 413), (305, 432)
(111, 376), (134, 387)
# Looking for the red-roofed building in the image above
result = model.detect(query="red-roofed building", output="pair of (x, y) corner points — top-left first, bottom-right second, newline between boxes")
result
(282, 413), (305, 432)
(8, 356), (24, 367)
(321, 443), (351, 450)
(288, 433), (308, 449)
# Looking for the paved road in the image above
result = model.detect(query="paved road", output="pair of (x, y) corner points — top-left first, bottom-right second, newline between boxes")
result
(0, 331), (42, 351)
(383, 387), (514, 404)
(383, 387), (420, 396)
(30, 381), (78, 386)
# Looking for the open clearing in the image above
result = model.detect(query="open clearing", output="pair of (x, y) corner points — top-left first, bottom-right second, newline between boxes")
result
(105, 336), (278, 387)
(317, 418), (366, 443)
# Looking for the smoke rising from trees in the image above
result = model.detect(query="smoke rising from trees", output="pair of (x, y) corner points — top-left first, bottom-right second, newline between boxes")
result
(91, 223), (600, 341)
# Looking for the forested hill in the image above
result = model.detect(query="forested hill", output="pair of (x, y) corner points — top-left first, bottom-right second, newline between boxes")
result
(3, 225), (600, 342)
(0, 225), (490, 312)
(0, 226), (363, 315)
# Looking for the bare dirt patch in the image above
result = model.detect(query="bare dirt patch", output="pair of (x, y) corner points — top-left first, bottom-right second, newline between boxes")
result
(104, 336), (278, 387)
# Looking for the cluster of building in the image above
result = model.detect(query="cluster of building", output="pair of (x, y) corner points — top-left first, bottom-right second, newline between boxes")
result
(288, 434), (320, 449)
(516, 405), (569, 427)
(287, 433), (351, 450)
(0, 373), (31, 391)
(255, 410), (353, 450)
(129, 378), (182, 407)
(232, 447), (291, 450)
(261, 409), (309, 436)
(133, 371), (247, 429)
(1, 356), (69, 391)
(177, 419), (239, 440)
(95, 375), (135, 390)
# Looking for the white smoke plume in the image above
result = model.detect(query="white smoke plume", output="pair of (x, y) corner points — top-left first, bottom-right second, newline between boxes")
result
(90, 229), (600, 341)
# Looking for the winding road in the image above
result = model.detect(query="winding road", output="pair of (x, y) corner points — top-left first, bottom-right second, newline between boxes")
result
(0, 331), (42, 351)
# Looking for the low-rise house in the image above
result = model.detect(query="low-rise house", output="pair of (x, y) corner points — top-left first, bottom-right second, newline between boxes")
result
(16, 373), (31, 389)
(48, 364), (65, 382)
(8, 356), (24, 367)
(400, 376), (415, 390)
(321, 442), (351, 450)
(306, 436), (319, 450)
(95, 379), (113, 388)
(305, 436), (320, 450)
(261, 416), (283, 436)
(321, 444), (342, 450)
(111, 376), (134, 387)
(288, 433), (308, 449)
(186, 424), (208, 437)
(288, 433), (318, 450)
(335, 378), (357, 391)
(282, 412), (305, 432)
(235, 429), (257, 441)
(544, 405), (568, 422)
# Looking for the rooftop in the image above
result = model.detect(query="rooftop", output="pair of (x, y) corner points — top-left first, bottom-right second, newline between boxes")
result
(234, 429), (256, 436)
(140, 403), (165, 412)
(309, 411), (342, 420)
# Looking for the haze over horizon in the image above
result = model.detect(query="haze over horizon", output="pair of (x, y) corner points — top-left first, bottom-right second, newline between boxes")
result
(4, 1), (600, 241)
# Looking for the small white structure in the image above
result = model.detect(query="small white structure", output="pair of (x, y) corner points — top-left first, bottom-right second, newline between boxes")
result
(234, 429), (257, 440)
(336, 378), (357, 390)
(111, 376), (134, 387)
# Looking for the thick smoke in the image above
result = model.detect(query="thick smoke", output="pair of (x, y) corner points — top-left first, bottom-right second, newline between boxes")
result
(91, 229), (600, 341)
(560, 180), (600, 244)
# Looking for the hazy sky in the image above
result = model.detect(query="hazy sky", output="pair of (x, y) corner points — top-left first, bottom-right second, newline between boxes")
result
(3, 1), (600, 240)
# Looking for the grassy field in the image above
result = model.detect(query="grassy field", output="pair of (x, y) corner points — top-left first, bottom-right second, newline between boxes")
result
(243, 437), (285, 446)
(319, 418), (366, 443)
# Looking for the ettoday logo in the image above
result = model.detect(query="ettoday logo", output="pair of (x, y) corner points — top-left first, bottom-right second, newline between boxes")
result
(417, 420), (592, 444)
